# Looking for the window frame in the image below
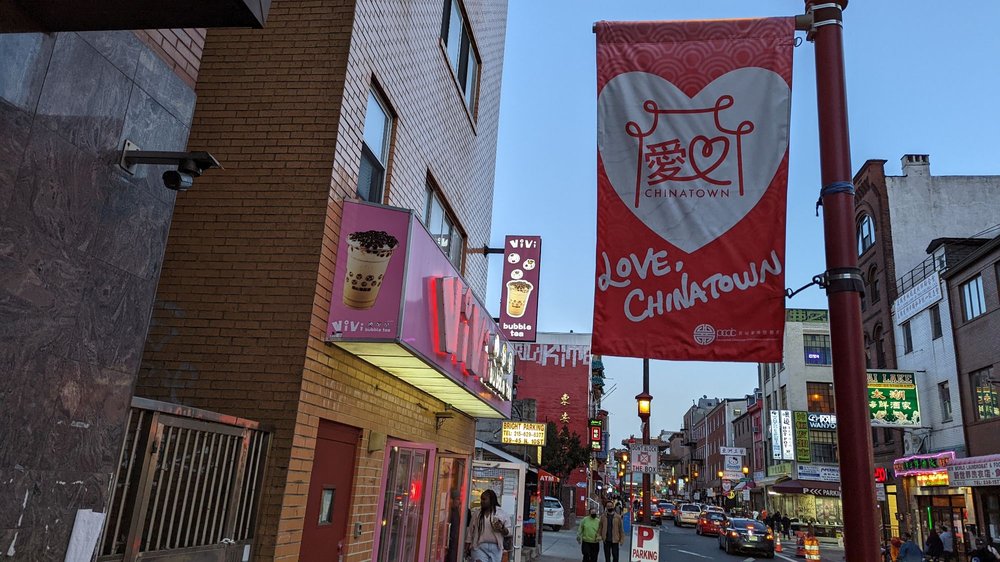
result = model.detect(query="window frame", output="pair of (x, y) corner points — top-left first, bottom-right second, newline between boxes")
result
(961, 275), (987, 322)
(857, 213), (876, 256)
(929, 304), (943, 340)
(939, 381), (953, 422)
(440, 0), (481, 117)
(901, 320), (913, 354)
(423, 182), (466, 272)
(807, 382), (836, 414)
(808, 430), (838, 464)
(972, 366), (999, 421)
(803, 334), (833, 366)
(358, 87), (394, 203)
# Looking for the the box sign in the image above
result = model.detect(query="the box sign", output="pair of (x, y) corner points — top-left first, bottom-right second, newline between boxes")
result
(499, 236), (542, 342)
(769, 411), (782, 460)
(630, 444), (658, 474)
(894, 451), (956, 477)
(501, 422), (547, 446)
(947, 455), (1000, 487)
(590, 419), (603, 451)
(630, 525), (659, 562)
(793, 411), (812, 463)
(796, 464), (840, 483)
(807, 412), (837, 430)
(894, 272), (942, 324)
(868, 370), (920, 427)
(780, 410), (795, 460)
(326, 202), (513, 418)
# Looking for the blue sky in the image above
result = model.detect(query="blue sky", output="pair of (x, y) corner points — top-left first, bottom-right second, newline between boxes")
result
(485, 1), (1000, 447)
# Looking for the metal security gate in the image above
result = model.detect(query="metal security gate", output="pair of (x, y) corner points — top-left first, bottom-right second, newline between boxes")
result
(97, 397), (270, 562)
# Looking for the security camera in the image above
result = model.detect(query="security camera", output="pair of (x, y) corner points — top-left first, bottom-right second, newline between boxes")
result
(119, 140), (222, 191)
(162, 170), (195, 191)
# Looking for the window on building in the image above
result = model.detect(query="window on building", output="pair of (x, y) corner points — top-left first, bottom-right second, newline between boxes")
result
(358, 88), (393, 203)
(864, 334), (872, 369)
(441, 0), (480, 113)
(779, 386), (787, 410)
(808, 382), (836, 413)
(804, 334), (833, 366)
(874, 325), (887, 369)
(882, 428), (895, 444)
(961, 275), (987, 321)
(871, 427), (879, 445)
(869, 267), (881, 304)
(902, 321), (913, 354)
(857, 214), (875, 255)
(972, 366), (999, 420)
(809, 430), (838, 463)
(766, 394), (772, 413)
(424, 184), (465, 271)
(939, 381), (953, 422)
(930, 304), (943, 340)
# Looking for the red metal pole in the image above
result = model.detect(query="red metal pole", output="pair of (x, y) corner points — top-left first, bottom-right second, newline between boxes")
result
(807, 1), (880, 559)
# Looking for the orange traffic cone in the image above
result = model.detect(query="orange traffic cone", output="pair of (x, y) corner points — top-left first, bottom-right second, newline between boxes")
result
(796, 532), (806, 557)
(775, 533), (783, 553)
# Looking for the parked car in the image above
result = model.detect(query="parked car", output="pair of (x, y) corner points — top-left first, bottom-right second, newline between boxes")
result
(695, 511), (727, 536)
(718, 518), (774, 558)
(675, 503), (702, 527)
(543, 496), (564, 531)
(707, 505), (725, 513)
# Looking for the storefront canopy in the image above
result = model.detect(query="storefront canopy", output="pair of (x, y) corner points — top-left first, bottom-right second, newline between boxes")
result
(772, 479), (841, 497)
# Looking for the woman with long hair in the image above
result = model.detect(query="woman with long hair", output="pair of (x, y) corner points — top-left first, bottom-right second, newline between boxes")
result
(466, 489), (510, 562)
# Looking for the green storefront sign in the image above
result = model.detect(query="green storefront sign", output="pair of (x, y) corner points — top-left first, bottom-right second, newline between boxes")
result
(794, 411), (811, 463)
(786, 309), (829, 323)
(868, 370), (920, 427)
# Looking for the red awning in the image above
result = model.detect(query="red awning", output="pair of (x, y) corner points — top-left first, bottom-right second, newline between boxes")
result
(537, 469), (558, 483)
(771, 479), (841, 497)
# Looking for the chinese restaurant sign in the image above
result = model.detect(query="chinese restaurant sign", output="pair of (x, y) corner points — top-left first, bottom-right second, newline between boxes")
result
(589, 419), (603, 450)
(893, 452), (955, 477)
(593, 18), (794, 362)
(326, 201), (513, 418)
(868, 370), (920, 427)
(502, 422), (547, 446)
(499, 236), (542, 342)
(793, 411), (811, 463)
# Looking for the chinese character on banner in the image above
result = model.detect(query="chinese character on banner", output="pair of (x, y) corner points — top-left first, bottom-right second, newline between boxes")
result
(560, 393), (570, 406)
(593, 18), (794, 362)
(560, 412), (570, 424)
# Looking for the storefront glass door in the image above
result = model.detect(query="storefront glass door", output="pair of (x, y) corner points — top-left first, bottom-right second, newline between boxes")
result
(471, 461), (526, 562)
(430, 456), (469, 562)
(377, 443), (435, 562)
(917, 495), (968, 553)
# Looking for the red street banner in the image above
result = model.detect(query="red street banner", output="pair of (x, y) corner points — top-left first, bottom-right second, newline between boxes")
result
(593, 18), (793, 362)
(499, 235), (541, 341)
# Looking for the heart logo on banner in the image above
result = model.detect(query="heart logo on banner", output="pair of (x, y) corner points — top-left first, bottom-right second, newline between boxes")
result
(598, 68), (790, 253)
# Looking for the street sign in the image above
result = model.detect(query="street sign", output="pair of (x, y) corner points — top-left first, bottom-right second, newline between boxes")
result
(630, 444), (658, 474)
(720, 446), (746, 456)
(630, 525), (659, 562)
(723, 470), (744, 480)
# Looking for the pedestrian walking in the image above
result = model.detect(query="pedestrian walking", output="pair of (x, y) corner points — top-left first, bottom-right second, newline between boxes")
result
(771, 511), (782, 535)
(941, 526), (955, 560)
(926, 528), (945, 561)
(781, 514), (792, 539)
(897, 533), (923, 562)
(577, 506), (601, 562)
(465, 490), (511, 562)
(598, 501), (625, 562)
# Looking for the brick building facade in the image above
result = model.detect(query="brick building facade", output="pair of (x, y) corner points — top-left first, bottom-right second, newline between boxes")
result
(134, 1), (508, 561)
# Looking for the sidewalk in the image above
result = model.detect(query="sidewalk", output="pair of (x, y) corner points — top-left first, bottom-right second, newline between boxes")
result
(537, 528), (586, 562)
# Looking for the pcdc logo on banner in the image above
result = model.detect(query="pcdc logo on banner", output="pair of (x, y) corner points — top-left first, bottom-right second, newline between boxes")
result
(693, 324), (716, 345)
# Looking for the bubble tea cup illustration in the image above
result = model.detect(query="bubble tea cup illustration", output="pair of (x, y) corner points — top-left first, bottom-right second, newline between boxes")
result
(342, 230), (399, 309)
(505, 280), (534, 318)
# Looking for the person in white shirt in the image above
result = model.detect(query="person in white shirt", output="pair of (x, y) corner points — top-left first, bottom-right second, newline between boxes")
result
(466, 490), (510, 562)
(940, 526), (955, 560)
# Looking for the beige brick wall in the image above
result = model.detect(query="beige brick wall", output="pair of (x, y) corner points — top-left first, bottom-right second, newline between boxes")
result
(137, 0), (507, 560)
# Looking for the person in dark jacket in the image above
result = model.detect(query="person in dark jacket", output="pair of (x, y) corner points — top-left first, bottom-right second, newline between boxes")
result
(781, 514), (792, 539)
(926, 529), (945, 559)
(771, 511), (782, 535)
(898, 533), (924, 562)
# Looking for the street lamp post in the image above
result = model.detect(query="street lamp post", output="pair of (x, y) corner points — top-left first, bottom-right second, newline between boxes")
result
(636, 358), (653, 524)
